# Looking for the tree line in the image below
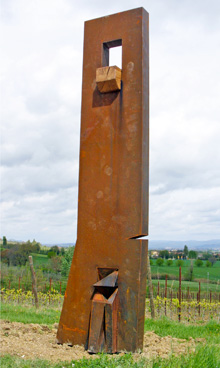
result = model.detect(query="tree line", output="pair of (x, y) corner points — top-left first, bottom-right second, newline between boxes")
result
(1, 238), (41, 266)
(150, 245), (218, 263)
(151, 258), (215, 268)
(1, 236), (75, 277)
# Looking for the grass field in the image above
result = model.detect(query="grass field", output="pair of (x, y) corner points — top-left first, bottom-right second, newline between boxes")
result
(150, 260), (220, 282)
(1, 347), (220, 368)
(1, 305), (219, 368)
(29, 257), (220, 283)
(150, 279), (220, 294)
(1, 257), (220, 303)
(144, 317), (220, 344)
(2, 304), (219, 342)
(0, 304), (60, 326)
(31, 253), (49, 266)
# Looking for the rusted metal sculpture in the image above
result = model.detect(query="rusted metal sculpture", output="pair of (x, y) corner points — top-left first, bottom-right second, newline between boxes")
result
(57, 7), (149, 353)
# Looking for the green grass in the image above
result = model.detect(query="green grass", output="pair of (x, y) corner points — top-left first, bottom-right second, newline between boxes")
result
(150, 345), (220, 368)
(150, 279), (219, 293)
(1, 305), (220, 368)
(1, 346), (220, 368)
(31, 253), (49, 266)
(145, 317), (220, 344)
(0, 354), (147, 368)
(1, 305), (220, 343)
(151, 259), (220, 283)
(0, 304), (60, 326)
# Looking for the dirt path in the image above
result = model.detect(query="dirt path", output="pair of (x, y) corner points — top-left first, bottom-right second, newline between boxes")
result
(0, 320), (199, 362)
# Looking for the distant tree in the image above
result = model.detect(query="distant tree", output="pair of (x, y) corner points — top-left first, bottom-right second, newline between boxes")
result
(11, 249), (28, 266)
(32, 241), (41, 253)
(183, 245), (188, 258)
(1, 249), (10, 266)
(202, 252), (212, 260)
(61, 246), (75, 276)
(23, 241), (35, 253)
(195, 259), (203, 267)
(49, 256), (62, 273)
(3, 236), (7, 247)
(50, 246), (60, 255)
(185, 262), (194, 281)
(159, 250), (169, 259)
(60, 247), (65, 256)
(176, 259), (184, 267)
(206, 260), (212, 268)
(166, 259), (173, 267)
(1, 240), (42, 266)
(1, 245), (29, 266)
(36, 243), (41, 252)
(156, 258), (164, 266)
(48, 251), (56, 259)
(188, 250), (197, 259)
(208, 257), (216, 266)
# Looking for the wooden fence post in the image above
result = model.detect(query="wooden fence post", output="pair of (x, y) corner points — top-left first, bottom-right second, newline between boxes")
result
(165, 274), (167, 316)
(178, 266), (181, 322)
(187, 286), (190, 322)
(28, 256), (39, 309)
(157, 281), (160, 316)
(147, 254), (155, 319)
(198, 281), (201, 316)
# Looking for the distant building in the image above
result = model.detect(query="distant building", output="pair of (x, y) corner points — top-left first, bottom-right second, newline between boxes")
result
(150, 250), (159, 258)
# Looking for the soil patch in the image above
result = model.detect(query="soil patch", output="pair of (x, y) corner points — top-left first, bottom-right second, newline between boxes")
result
(0, 320), (198, 362)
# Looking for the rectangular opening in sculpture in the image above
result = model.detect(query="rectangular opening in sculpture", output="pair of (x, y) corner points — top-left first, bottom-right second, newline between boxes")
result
(109, 46), (122, 68)
(102, 39), (122, 68)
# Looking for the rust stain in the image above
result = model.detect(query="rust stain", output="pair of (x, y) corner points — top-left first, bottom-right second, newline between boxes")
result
(61, 324), (86, 335)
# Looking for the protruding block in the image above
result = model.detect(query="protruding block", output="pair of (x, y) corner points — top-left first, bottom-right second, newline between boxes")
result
(96, 66), (121, 93)
(93, 271), (118, 287)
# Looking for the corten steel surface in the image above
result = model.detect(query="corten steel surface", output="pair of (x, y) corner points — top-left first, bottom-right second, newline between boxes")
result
(57, 7), (149, 353)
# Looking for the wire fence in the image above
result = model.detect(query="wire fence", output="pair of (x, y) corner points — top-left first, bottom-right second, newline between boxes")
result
(146, 269), (220, 322)
(0, 274), (68, 294)
(147, 280), (220, 303)
(1, 267), (220, 322)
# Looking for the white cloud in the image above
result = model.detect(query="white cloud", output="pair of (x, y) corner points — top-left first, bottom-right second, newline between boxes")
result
(1, 0), (220, 243)
(150, 186), (220, 240)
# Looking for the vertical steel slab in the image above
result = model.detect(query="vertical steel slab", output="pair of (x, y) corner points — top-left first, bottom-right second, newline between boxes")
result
(57, 7), (149, 352)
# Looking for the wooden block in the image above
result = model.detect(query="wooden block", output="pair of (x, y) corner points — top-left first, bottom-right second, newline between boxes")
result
(96, 66), (121, 93)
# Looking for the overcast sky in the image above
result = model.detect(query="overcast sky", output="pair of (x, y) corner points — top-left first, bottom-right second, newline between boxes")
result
(1, 0), (220, 244)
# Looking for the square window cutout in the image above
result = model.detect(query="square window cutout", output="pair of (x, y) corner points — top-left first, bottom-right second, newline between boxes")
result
(103, 39), (122, 69)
